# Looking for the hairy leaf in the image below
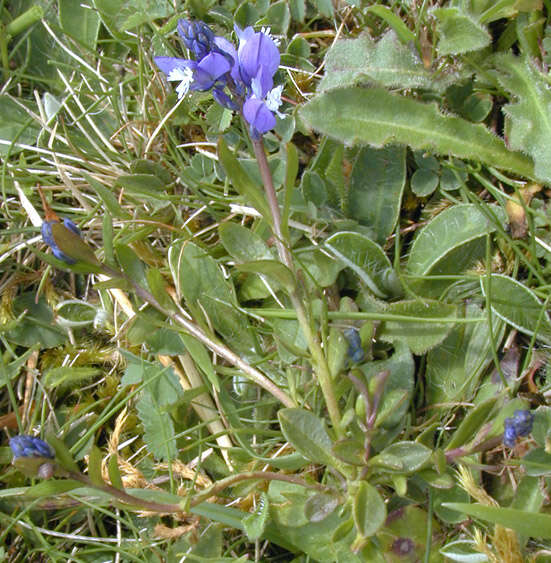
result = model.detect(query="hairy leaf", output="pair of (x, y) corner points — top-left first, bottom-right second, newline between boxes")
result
(319, 31), (456, 93)
(496, 54), (551, 183)
(300, 88), (535, 180)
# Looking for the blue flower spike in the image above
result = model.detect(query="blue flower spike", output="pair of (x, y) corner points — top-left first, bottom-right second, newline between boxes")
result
(10, 434), (56, 479)
(503, 409), (534, 448)
(154, 20), (283, 139)
(10, 435), (54, 459)
(38, 186), (100, 268)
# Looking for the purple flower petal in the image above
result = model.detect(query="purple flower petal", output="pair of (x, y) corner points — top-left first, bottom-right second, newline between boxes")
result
(237, 30), (280, 86)
(213, 88), (238, 110)
(243, 97), (276, 138)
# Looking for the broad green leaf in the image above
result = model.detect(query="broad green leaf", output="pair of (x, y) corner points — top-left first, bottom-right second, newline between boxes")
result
(442, 503), (551, 539)
(56, 300), (97, 327)
(300, 88), (535, 181)
(319, 31), (452, 93)
(426, 309), (504, 406)
(219, 223), (272, 263)
(439, 539), (488, 562)
(59, 0), (100, 49)
(236, 260), (295, 292)
(407, 204), (505, 276)
(278, 408), (338, 468)
(168, 241), (255, 352)
(0, 95), (41, 156)
(304, 492), (339, 522)
(353, 481), (386, 537)
(217, 138), (270, 220)
(496, 54), (551, 183)
(114, 174), (168, 199)
(521, 449), (551, 477)
(242, 493), (270, 540)
(481, 274), (551, 344)
(370, 441), (432, 473)
(299, 248), (343, 288)
(432, 7), (491, 55)
(325, 231), (401, 298)
(361, 341), (414, 429)
(6, 294), (67, 349)
(378, 300), (457, 354)
(348, 146), (406, 244)
(411, 168), (439, 197)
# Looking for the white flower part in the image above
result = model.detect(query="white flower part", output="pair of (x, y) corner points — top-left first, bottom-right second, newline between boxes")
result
(260, 26), (280, 46)
(167, 66), (194, 99)
(251, 76), (263, 99)
(265, 84), (284, 117)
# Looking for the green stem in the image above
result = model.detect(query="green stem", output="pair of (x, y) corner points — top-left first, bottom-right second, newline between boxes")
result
(251, 138), (343, 437)
(5, 5), (44, 37)
(101, 264), (296, 408)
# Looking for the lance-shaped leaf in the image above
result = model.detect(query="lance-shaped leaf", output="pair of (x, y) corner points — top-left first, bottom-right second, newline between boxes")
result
(496, 53), (551, 183)
(300, 87), (535, 181)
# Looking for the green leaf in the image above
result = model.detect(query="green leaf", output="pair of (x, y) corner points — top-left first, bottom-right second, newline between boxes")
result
(0, 95), (40, 156)
(407, 204), (505, 276)
(88, 446), (104, 487)
(26, 479), (83, 498)
(446, 397), (499, 451)
(43, 366), (101, 390)
(46, 434), (80, 473)
(304, 492), (339, 523)
(242, 493), (270, 540)
(300, 88), (535, 181)
(278, 408), (339, 469)
(442, 503), (551, 539)
(219, 223), (272, 262)
(481, 274), (551, 344)
(56, 300), (97, 327)
(59, 0), (101, 49)
(180, 333), (220, 392)
(325, 231), (401, 298)
(236, 260), (295, 292)
(369, 441), (432, 473)
(6, 294), (67, 349)
(84, 173), (130, 219)
(318, 31), (451, 93)
(353, 481), (386, 537)
(411, 168), (439, 197)
(379, 300), (457, 354)
(108, 454), (124, 490)
(365, 6), (415, 43)
(217, 138), (270, 220)
(496, 54), (551, 183)
(136, 391), (177, 461)
(168, 241), (255, 352)
(348, 146), (406, 244)
(432, 7), (491, 55)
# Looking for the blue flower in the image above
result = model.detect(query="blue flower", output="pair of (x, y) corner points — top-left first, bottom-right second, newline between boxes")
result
(344, 328), (364, 363)
(154, 20), (283, 138)
(10, 435), (54, 459)
(503, 409), (534, 447)
(42, 217), (80, 264)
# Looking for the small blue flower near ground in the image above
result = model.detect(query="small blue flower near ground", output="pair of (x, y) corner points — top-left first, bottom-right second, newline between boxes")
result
(154, 20), (283, 139)
(10, 435), (54, 459)
(503, 409), (534, 447)
(344, 328), (365, 363)
(41, 217), (81, 264)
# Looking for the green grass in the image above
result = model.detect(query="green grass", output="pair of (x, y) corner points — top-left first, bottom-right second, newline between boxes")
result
(2, 1), (551, 561)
